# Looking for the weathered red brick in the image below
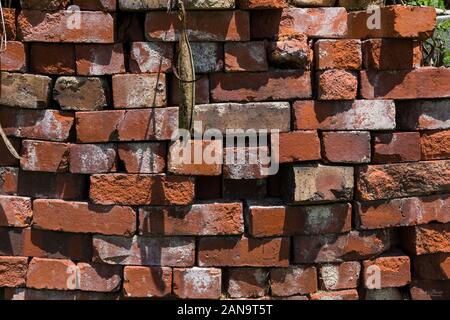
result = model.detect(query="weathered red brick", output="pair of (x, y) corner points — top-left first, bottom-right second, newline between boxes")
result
(112, 74), (166, 108)
(168, 140), (222, 176)
(284, 164), (354, 204)
(90, 174), (195, 206)
(78, 263), (121, 292)
(251, 8), (347, 39)
(294, 100), (395, 130)
(270, 266), (317, 297)
(248, 203), (352, 237)
(0, 256), (28, 288)
(268, 33), (312, 69)
(18, 172), (86, 200)
(357, 161), (450, 201)
(75, 110), (125, 143)
(30, 43), (75, 75)
(322, 131), (371, 163)
(22, 228), (92, 261)
(26, 258), (121, 292)
(277, 131), (321, 163)
(373, 132), (421, 163)
(139, 202), (243, 236)
(224, 41), (268, 72)
(0, 73), (52, 109)
(363, 253), (411, 289)
(69, 144), (117, 174)
(173, 267), (222, 299)
(76, 108), (178, 143)
(0, 167), (19, 195)
(194, 102), (291, 133)
(227, 268), (268, 298)
(319, 261), (361, 291)
(0, 109), (74, 142)
(401, 223), (450, 255)
(421, 130), (450, 160)
(76, 44), (125, 75)
(223, 146), (270, 180)
(129, 42), (174, 73)
(357, 195), (450, 230)
(145, 11), (250, 41)
(123, 266), (172, 298)
(362, 39), (422, 70)
(0, 41), (26, 72)
(93, 235), (196, 266)
(18, 10), (114, 43)
(20, 140), (69, 172)
(317, 69), (358, 100)
(294, 230), (393, 263)
(397, 99), (450, 130)
(210, 71), (311, 102)
(54, 76), (110, 111)
(361, 68), (450, 99)
(311, 289), (359, 300)
(315, 39), (362, 70)
(33, 199), (136, 236)
(188, 42), (224, 73)
(118, 142), (166, 174)
(198, 236), (289, 267)
(26, 258), (75, 290)
(0, 196), (32, 228)
(348, 5), (436, 40)
(414, 254), (450, 281)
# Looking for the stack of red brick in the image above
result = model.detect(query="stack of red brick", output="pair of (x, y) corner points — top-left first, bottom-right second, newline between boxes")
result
(0, 0), (449, 300)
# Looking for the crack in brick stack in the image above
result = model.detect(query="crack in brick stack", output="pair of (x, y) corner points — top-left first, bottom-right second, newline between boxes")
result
(0, 0), (449, 300)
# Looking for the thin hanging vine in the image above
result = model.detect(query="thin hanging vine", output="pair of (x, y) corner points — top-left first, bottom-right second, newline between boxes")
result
(168, 0), (196, 133)
(0, 0), (21, 159)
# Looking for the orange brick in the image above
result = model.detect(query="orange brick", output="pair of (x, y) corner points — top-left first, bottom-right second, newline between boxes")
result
(198, 236), (289, 267)
(421, 130), (450, 160)
(363, 252), (411, 288)
(322, 131), (371, 163)
(123, 267), (172, 298)
(315, 39), (362, 70)
(277, 131), (321, 163)
(0, 41), (26, 72)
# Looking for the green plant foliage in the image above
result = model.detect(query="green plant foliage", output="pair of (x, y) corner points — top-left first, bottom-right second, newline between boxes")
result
(388, 0), (447, 9)
(404, 0), (446, 9)
(424, 19), (450, 67)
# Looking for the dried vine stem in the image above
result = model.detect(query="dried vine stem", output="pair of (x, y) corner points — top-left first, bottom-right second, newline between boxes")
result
(0, 0), (21, 159)
(0, 1), (8, 52)
(169, 0), (196, 132)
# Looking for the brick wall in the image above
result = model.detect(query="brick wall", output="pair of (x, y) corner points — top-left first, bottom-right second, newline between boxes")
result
(0, 0), (449, 300)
